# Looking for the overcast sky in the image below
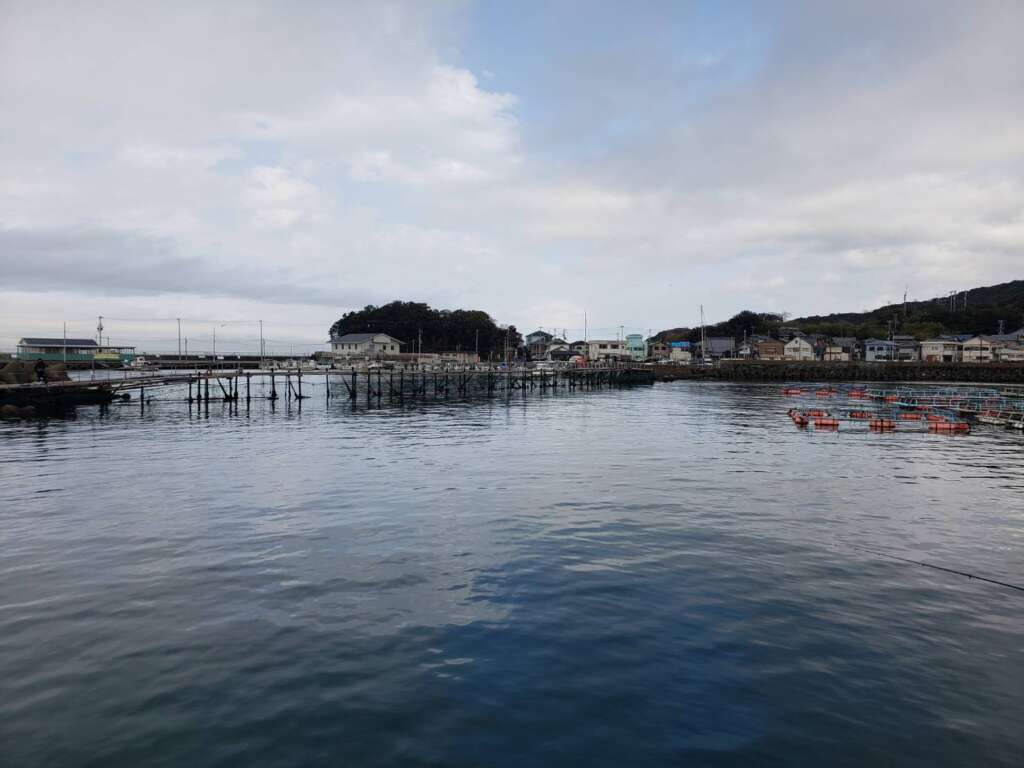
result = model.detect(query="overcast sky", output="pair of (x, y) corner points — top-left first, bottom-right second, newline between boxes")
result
(1, 0), (1021, 353)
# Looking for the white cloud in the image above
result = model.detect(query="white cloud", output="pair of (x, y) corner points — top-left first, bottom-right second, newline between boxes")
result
(0, 0), (1021, 350)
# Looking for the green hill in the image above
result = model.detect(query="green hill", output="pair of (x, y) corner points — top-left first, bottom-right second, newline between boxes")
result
(793, 279), (1024, 339)
(653, 279), (1024, 342)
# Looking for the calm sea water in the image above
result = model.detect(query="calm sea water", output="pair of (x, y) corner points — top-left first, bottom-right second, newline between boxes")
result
(1, 381), (1022, 767)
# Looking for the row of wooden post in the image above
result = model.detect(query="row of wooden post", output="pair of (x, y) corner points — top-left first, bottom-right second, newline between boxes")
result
(166, 366), (639, 412)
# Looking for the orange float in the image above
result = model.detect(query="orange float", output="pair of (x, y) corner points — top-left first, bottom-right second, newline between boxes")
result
(929, 422), (969, 433)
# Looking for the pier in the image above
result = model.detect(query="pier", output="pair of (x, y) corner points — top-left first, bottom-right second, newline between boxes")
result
(0, 366), (655, 415)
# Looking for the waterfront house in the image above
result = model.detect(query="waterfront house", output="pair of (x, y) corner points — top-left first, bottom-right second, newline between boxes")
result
(962, 336), (994, 363)
(822, 344), (850, 362)
(830, 337), (859, 360)
(569, 340), (588, 356)
(784, 337), (815, 361)
(546, 343), (573, 362)
(863, 339), (894, 362)
(17, 337), (136, 364)
(669, 341), (691, 363)
(525, 330), (554, 359)
(994, 342), (1024, 362)
(920, 338), (963, 363)
(329, 332), (403, 358)
(757, 339), (786, 360)
(625, 334), (646, 361)
(697, 337), (736, 360)
(892, 335), (920, 361)
(648, 341), (670, 360)
(586, 339), (627, 361)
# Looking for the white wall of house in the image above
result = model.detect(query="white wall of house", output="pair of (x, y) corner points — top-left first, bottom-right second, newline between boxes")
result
(995, 344), (1024, 362)
(920, 341), (962, 362)
(587, 340), (627, 360)
(894, 345), (919, 362)
(670, 349), (691, 363)
(962, 337), (993, 363)
(784, 338), (814, 361)
(864, 342), (894, 362)
(330, 334), (402, 358)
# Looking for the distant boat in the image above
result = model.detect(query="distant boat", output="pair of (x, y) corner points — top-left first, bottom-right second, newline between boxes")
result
(129, 356), (159, 370)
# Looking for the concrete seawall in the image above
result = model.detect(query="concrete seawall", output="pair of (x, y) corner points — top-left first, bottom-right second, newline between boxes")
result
(656, 361), (1024, 383)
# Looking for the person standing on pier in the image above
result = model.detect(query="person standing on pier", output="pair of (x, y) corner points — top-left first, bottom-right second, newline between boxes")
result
(34, 358), (47, 383)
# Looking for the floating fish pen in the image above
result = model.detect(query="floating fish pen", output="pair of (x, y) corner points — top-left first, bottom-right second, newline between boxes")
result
(783, 383), (1024, 435)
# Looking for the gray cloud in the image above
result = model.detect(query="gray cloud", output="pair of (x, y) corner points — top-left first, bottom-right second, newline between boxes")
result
(0, 226), (378, 308)
(0, 0), (1021, 346)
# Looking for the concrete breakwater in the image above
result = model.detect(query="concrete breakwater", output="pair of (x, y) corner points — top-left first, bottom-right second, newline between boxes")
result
(656, 361), (1024, 383)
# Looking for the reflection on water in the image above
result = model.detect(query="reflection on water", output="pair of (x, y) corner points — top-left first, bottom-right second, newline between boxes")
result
(1, 382), (1022, 767)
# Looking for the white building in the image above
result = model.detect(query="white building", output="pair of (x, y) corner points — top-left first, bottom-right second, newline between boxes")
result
(962, 336), (994, 363)
(995, 343), (1024, 362)
(329, 333), (403, 358)
(587, 340), (627, 361)
(920, 339), (962, 363)
(863, 339), (894, 362)
(784, 337), (815, 361)
(670, 348), (692, 363)
(822, 345), (850, 362)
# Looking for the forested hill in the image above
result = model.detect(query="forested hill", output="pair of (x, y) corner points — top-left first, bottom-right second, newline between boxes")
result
(791, 279), (1024, 338)
(653, 279), (1024, 342)
(329, 301), (521, 358)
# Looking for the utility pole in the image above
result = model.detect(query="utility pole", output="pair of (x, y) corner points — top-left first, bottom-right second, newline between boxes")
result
(177, 318), (182, 362)
(259, 320), (264, 368)
(213, 327), (216, 359)
(418, 328), (422, 357)
(700, 305), (707, 364)
(475, 329), (479, 358)
(97, 315), (104, 347)
(63, 322), (67, 364)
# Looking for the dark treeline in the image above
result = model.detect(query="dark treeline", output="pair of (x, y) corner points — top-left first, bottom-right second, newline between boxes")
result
(653, 279), (1024, 342)
(330, 302), (522, 358)
(654, 311), (784, 344)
